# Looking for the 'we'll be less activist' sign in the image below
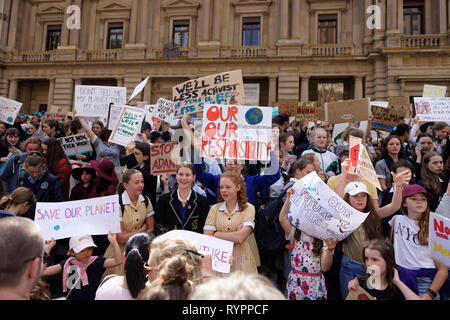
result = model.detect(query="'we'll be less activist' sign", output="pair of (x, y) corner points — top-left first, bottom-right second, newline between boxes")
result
(172, 70), (246, 118)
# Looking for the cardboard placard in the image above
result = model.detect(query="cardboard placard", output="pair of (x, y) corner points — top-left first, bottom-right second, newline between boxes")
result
(296, 101), (318, 122)
(74, 85), (127, 118)
(172, 70), (245, 118)
(34, 195), (121, 241)
(109, 106), (145, 147)
(154, 97), (175, 122)
(58, 133), (93, 157)
(429, 212), (450, 267)
(423, 84), (447, 98)
(200, 104), (272, 161)
(325, 98), (370, 124)
(271, 100), (298, 116)
(150, 141), (181, 175)
(388, 96), (410, 111)
(371, 105), (407, 131)
(414, 97), (450, 122)
(345, 286), (375, 300)
(0, 96), (22, 125)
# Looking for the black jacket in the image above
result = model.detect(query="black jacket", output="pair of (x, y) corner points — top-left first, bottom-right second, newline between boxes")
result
(155, 189), (210, 234)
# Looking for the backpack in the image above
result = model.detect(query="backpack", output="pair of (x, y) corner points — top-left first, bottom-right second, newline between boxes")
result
(118, 193), (150, 215)
(254, 182), (294, 254)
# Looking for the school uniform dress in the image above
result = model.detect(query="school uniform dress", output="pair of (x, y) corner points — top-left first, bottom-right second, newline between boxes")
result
(204, 202), (258, 275)
(102, 191), (154, 279)
(155, 189), (209, 233)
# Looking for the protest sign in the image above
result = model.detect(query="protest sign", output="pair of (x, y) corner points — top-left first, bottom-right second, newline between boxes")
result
(271, 100), (297, 116)
(109, 106), (145, 147)
(158, 230), (234, 273)
(429, 212), (450, 268)
(172, 70), (245, 118)
(349, 136), (382, 190)
(272, 106), (279, 117)
(371, 105), (407, 131)
(128, 76), (150, 102)
(296, 102), (317, 122)
(346, 287), (375, 300)
(155, 97), (175, 122)
(107, 105), (124, 130)
(414, 97), (450, 122)
(34, 195), (121, 241)
(200, 104), (272, 161)
(388, 96), (410, 111)
(244, 83), (260, 106)
(423, 84), (447, 98)
(58, 133), (93, 157)
(288, 171), (370, 241)
(74, 85), (127, 118)
(150, 141), (181, 175)
(0, 96), (22, 125)
(325, 98), (370, 124)
(44, 111), (68, 121)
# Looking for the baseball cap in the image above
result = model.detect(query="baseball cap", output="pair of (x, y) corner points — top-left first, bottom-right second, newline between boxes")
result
(69, 235), (97, 253)
(344, 182), (369, 196)
(402, 184), (433, 200)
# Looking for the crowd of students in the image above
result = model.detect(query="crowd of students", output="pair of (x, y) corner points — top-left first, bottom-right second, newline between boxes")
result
(0, 109), (449, 301)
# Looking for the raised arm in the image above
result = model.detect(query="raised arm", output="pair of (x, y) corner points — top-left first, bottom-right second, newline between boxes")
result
(279, 188), (294, 235)
(376, 170), (410, 218)
(77, 116), (97, 142)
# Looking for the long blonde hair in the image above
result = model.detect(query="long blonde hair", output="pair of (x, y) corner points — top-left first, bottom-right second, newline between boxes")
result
(217, 170), (248, 211)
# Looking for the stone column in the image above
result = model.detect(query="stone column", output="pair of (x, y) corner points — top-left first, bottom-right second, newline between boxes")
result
(364, 0), (374, 41)
(143, 77), (152, 103)
(139, 0), (149, 44)
(448, 0), (450, 33)
(439, 0), (447, 34)
(291, 0), (301, 39)
(299, 0), (310, 44)
(300, 76), (309, 102)
(88, 0), (97, 50)
(425, 0), (432, 34)
(354, 77), (364, 99)
(7, 0), (19, 48)
(400, 79), (406, 96)
(280, 0), (289, 39)
(397, 0), (403, 34)
(69, 0), (82, 47)
(201, 0), (211, 41)
(374, 0), (386, 38)
(386, 0), (398, 32)
(8, 79), (18, 100)
(48, 79), (55, 107)
(212, 0), (221, 42)
(268, 76), (277, 105)
(60, 0), (71, 47)
(117, 78), (124, 87)
(129, 0), (138, 43)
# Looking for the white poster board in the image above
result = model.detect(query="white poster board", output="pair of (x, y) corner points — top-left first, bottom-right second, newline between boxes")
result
(0, 96), (22, 125)
(109, 106), (145, 147)
(128, 76), (150, 102)
(288, 171), (369, 241)
(429, 212), (450, 267)
(155, 97), (175, 122)
(74, 85), (127, 118)
(158, 230), (234, 273)
(58, 133), (93, 157)
(34, 195), (121, 240)
(107, 105), (124, 130)
(413, 97), (450, 122)
(200, 104), (272, 161)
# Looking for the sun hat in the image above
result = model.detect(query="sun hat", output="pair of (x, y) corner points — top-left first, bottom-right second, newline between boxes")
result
(89, 159), (118, 182)
(71, 163), (96, 181)
(69, 235), (97, 253)
(402, 184), (433, 200)
(344, 182), (369, 196)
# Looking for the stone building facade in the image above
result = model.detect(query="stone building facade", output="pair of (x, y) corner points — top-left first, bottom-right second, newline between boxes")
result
(0, 0), (449, 114)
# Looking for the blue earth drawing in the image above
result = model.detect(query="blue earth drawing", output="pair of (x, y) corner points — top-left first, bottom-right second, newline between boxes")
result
(54, 225), (60, 231)
(245, 108), (263, 125)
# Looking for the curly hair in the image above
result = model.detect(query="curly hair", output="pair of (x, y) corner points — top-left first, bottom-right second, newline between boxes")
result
(217, 170), (248, 212)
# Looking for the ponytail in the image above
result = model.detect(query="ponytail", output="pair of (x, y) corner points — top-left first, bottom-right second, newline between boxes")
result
(124, 248), (147, 298)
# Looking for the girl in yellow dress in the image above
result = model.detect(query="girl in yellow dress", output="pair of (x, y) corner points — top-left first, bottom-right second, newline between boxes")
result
(203, 171), (257, 275)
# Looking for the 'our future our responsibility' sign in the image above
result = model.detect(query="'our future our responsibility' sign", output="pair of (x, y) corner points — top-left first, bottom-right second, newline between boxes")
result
(34, 195), (121, 240)
(74, 85), (126, 118)
(172, 70), (245, 118)
(288, 171), (369, 241)
(200, 104), (272, 161)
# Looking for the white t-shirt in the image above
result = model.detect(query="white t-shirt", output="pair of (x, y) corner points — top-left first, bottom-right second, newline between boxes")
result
(95, 276), (134, 300)
(389, 215), (435, 270)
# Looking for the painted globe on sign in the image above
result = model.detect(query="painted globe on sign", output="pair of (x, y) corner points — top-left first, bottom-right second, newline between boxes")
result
(245, 107), (263, 125)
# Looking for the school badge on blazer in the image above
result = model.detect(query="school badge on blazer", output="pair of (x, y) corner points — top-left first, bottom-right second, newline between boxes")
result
(191, 219), (198, 231)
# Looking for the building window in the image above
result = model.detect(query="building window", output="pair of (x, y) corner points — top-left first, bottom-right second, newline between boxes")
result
(45, 25), (61, 51)
(107, 22), (123, 49)
(242, 17), (260, 46)
(403, 1), (424, 35)
(318, 14), (337, 44)
(173, 20), (190, 47)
